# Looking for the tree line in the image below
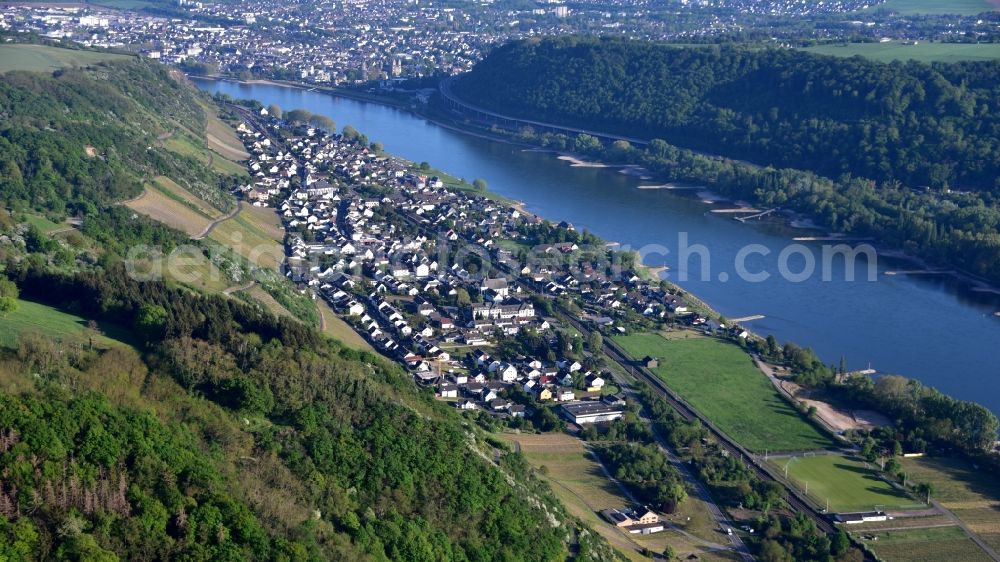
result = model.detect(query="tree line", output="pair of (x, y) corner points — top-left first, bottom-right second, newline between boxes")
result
(453, 36), (1000, 283)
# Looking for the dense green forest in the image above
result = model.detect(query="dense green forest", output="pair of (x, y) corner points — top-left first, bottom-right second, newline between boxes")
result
(455, 37), (1000, 191)
(0, 59), (236, 217)
(0, 52), (613, 561)
(0, 262), (593, 561)
(452, 37), (1000, 283)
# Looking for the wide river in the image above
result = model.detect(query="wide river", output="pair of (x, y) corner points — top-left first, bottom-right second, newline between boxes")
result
(195, 78), (1000, 415)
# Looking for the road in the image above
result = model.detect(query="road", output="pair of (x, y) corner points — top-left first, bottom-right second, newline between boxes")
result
(584, 443), (742, 558)
(932, 499), (1000, 562)
(652, 438), (755, 561)
(439, 76), (649, 146)
(551, 306), (846, 542)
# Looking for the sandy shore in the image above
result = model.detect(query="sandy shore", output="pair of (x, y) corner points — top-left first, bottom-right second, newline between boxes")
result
(557, 155), (609, 168)
(636, 183), (703, 190)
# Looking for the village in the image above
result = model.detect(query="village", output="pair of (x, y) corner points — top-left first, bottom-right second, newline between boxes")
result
(225, 110), (1000, 562)
(230, 110), (737, 433)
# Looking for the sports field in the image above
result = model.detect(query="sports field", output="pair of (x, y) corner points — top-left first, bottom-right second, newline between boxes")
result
(614, 332), (834, 452)
(858, 526), (994, 562)
(0, 300), (131, 349)
(803, 41), (1000, 63)
(0, 44), (132, 74)
(771, 454), (921, 513)
(869, 0), (997, 16)
(901, 456), (1000, 552)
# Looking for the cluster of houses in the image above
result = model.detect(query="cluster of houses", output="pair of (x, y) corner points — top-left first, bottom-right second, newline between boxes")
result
(235, 116), (741, 424)
(4, 0), (934, 89)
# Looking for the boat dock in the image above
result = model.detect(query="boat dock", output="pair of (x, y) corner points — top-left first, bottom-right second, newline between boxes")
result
(731, 315), (765, 323)
(734, 208), (778, 222)
(711, 208), (762, 214)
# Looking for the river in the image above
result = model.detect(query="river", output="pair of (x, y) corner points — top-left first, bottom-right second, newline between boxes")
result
(194, 78), (1000, 415)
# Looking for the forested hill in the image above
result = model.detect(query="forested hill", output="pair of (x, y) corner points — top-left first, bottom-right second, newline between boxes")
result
(454, 37), (1000, 192)
(0, 57), (233, 216)
(0, 51), (607, 561)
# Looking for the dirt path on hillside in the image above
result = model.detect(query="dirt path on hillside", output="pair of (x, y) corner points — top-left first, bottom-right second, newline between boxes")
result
(192, 200), (242, 240)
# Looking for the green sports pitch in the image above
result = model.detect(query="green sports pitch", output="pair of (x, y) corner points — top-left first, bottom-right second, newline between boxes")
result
(613, 332), (835, 452)
(772, 454), (924, 513)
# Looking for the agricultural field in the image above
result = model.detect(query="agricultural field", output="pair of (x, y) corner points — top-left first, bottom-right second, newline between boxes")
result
(151, 176), (223, 220)
(613, 332), (834, 452)
(240, 205), (285, 243)
(771, 454), (922, 513)
(856, 526), (994, 562)
(0, 44), (132, 74)
(161, 253), (234, 294)
(204, 107), (250, 163)
(208, 208), (284, 271)
(501, 432), (738, 562)
(901, 456), (1000, 552)
(125, 184), (213, 237)
(868, 0), (997, 16)
(317, 300), (376, 353)
(802, 41), (1000, 63)
(241, 285), (294, 319)
(90, 0), (156, 9)
(0, 299), (131, 349)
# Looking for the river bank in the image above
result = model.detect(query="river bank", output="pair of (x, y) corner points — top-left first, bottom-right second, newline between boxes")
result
(196, 74), (1000, 302)
(192, 76), (1000, 414)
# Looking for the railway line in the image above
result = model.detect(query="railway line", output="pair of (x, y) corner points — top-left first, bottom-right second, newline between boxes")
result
(554, 306), (841, 536)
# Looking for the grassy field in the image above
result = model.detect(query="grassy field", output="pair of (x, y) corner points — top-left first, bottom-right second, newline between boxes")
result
(317, 300), (376, 352)
(857, 526), (994, 562)
(614, 333), (834, 452)
(244, 285), (293, 319)
(162, 253), (234, 294)
(802, 41), (1000, 63)
(772, 454), (922, 513)
(164, 100), (248, 178)
(164, 134), (209, 163)
(208, 209), (284, 271)
(0, 44), (132, 74)
(240, 205), (285, 243)
(90, 0), (156, 8)
(151, 176), (223, 220)
(126, 185), (213, 236)
(0, 300), (131, 349)
(868, 0), (997, 15)
(22, 214), (68, 235)
(501, 432), (737, 562)
(204, 109), (250, 163)
(901, 456), (1000, 552)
